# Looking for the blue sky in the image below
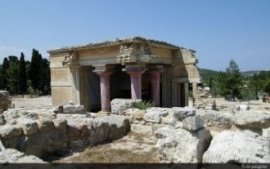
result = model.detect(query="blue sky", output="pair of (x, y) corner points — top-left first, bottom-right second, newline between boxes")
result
(0, 0), (269, 71)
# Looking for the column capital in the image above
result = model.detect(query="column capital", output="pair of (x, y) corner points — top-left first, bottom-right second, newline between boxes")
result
(124, 64), (146, 73)
(97, 71), (112, 76)
(147, 65), (164, 72)
(127, 71), (144, 77)
(93, 64), (114, 73)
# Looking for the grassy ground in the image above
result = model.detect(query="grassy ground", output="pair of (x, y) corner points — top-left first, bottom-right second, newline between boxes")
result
(54, 132), (159, 163)
(64, 144), (158, 163)
(55, 132), (159, 163)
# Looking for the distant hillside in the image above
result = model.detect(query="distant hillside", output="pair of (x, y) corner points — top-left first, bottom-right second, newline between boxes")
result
(241, 70), (261, 77)
(199, 68), (270, 82)
(199, 68), (219, 77)
(198, 68), (219, 83)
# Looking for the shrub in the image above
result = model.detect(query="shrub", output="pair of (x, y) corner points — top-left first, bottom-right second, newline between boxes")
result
(132, 101), (153, 110)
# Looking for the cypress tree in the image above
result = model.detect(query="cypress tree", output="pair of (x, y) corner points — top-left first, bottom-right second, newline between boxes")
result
(225, 60), (242, 101)
(6, 56), (19, 94)
(0, 65), (3, 89)
(18, 52), (28, 94)
(28, 49), (43, 91)
(1, 58), (9, 89)
(40, 58), (51, 95)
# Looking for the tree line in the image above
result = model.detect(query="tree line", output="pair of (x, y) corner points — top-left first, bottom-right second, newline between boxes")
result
(203, 60), (270, 101)
(0, 49), (50, 95)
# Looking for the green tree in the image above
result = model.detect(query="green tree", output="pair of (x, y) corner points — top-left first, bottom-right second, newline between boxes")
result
(217, 60), (243, 101)
(0, 58), (9, 89)
(0, 65), (3, 89)
(18, 52), (28, 94)
(28, 49), (43, 91)
(215, 71), (228, 96)
(264, 80), (270, 95)
(249, 71), (270, 99)
(227, 72), (242, 100)
(40, 58), (51, 94)
(250, 74), (262, 99)
(226, 60), (240, 74)
(208, 77), (213, 92)
(6, 56), (19, 94)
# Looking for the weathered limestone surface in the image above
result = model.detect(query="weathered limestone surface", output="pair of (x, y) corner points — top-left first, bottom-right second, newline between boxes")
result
(203, 130), (270, 163)
(0, 125), (23, 139)
(195, 99), (216, 110)
(111, 99), (141, 115)
(51, 102), (86, 114)
(233, 110), (270, 129)
(0, 91), (11, 113)
(172, 107), (196, 121)
(155, 126), (211, 163)
(182, 116), (204, 132)
(235, 104), (250, 111)
(0, 108), (130, 158)
(131, 124), (153, 135)
(197, 110), (232, 129)
(0, 148), (45, 163)
(123, 108), (145, 121)
(263, 127), (270, 138)
(154, 107), (212, 163)
(99, 115), (131, 140)
(143, 108), (170, 123)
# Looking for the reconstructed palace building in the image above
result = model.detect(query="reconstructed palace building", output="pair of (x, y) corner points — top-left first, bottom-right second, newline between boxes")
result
(48, 37), (200, 112)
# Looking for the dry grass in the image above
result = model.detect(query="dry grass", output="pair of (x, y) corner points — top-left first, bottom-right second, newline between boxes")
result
(54, 132), (159, 163)
(61, 144), (159, 163)
(127, 132), (147, 142)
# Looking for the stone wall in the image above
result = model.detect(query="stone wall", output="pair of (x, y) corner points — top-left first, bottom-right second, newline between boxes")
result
(111, 99), (270, 163)
(79, 46), (119, 65)
(0, 108), (130, 160)
(50, 52), (74, 106)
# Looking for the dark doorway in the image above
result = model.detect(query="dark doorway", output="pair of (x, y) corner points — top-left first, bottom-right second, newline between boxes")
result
(80, 66), (101, 112)
(180, 83), (185, 107)
(110, 65), (131, 99)
(142, 73), (151, 102)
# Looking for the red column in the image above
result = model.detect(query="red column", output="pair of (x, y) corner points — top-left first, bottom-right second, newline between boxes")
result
(149, 71), (161, 106)
(97, 72), (112, 112)
(128, 71), (144, 100)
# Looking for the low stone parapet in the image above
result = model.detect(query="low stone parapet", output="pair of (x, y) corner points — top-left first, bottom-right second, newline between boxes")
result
(0, 108), (130, 160)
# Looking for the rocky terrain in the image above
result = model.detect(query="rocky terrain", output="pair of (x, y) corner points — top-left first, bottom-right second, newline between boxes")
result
(0, 91), (130, 163)
(1, 91), (270, 165)
(110, 98), (270, 163)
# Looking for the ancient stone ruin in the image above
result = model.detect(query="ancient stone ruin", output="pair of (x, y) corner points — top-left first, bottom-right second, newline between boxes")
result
(1, 37), (270, 165)
(48, 37), (200, 112)
(1, 86), (270, 164)
(0, 96), (130, 163)
(110, 98), (270, 163)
